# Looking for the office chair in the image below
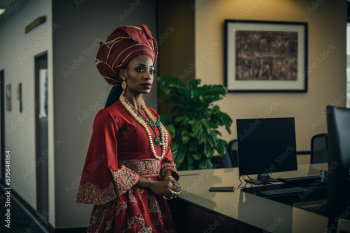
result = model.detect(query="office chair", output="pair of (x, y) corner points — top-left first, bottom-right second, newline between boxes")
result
(326, 106), (350, 221)
(310, 133), (328, 164)
(222, 139), (239, 168)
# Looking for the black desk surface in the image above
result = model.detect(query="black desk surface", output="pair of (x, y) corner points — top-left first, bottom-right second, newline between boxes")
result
(177, 163), (350, 233)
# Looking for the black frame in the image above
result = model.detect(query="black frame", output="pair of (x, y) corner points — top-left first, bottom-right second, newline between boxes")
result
(224, 19), (308, 93)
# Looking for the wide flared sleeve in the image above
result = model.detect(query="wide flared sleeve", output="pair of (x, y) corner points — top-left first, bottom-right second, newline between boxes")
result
(160, 144), (180, 181)
(75, 108), (141, 205)
(147, 107), (179, 181)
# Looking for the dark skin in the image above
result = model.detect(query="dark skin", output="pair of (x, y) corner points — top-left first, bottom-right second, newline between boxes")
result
(118, 54), (181, 199)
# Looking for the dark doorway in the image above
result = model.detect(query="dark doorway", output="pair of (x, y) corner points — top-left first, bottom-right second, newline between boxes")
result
(34, 51), (49, 225)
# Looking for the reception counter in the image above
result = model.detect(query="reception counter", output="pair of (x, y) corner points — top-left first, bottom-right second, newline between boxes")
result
(168, 164), (350, 233)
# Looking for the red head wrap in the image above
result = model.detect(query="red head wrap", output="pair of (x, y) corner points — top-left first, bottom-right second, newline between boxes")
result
(95, 24), (158, 85)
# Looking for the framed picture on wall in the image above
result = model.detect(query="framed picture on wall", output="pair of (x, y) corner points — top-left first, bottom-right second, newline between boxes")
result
(224, 20), (308, 92)
(6, 83), (11, 111)
(17, 83), (22, 113)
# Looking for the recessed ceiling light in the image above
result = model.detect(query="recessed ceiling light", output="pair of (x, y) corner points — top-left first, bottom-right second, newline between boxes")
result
(0, 9), (5, 16)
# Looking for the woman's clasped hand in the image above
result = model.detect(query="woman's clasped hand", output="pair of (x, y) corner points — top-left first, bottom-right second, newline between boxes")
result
(150, 176), (182, 200)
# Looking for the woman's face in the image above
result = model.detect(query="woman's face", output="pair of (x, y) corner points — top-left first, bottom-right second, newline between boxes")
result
(119, 54), (155, 95)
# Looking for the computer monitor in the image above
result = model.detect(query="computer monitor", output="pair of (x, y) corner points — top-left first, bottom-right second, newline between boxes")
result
(326, 106), (350, 220)
(236, 117), (298, 185)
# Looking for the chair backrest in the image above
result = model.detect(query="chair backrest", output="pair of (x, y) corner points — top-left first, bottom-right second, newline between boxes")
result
(326, 106), (350, 218)
(310, 133), (328, 164)
(222, 139), (239, 168)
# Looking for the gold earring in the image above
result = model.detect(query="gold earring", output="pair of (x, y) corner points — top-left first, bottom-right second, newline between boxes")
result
(121, 78), (126, 95)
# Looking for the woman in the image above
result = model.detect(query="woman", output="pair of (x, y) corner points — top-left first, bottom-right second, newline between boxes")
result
(75, 24), (181, 233)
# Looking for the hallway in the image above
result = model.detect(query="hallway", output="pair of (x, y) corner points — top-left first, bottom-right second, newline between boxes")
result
(0, 184), (47, 233)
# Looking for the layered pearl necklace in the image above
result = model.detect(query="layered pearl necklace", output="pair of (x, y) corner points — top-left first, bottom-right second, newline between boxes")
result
(119, 93), (168, 160)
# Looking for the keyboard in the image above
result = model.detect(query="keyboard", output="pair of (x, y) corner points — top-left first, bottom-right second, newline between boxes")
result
(257, 187), (309, 196)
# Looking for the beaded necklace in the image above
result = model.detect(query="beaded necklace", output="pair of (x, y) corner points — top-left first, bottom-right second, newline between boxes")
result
(119, 93), (168, 160)
(128, 104), (163, 147)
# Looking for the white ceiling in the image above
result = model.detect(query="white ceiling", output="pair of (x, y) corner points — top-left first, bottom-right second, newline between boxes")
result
(0, 0), (28, 28)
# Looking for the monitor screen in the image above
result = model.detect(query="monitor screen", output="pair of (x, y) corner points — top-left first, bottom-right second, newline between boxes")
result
(236, 117), (298, 176)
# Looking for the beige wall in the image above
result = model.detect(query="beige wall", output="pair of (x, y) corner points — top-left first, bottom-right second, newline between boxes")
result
(158, 0), (195, 116)
(195, 0), (347, 151)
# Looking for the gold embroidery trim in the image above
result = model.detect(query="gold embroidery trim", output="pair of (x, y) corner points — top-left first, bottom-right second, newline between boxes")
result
(115, 48), (155, 70)
(118, 159), (160, 176)
(112, 44), (154, 68)
(106, 38), (131, 59)
(75, 181), (116, 205)
(103, 76), (120, 83)
(126, 25), (142, 30)
(102, 36), (131, 46)
(95, 60), (117, 75)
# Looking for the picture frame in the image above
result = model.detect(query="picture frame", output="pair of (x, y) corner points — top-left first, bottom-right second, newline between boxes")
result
(6, 83), (11, 111)
(17, 83), (22, 113)
(17, 83), (21, 100)
(224, 19), (308, 92)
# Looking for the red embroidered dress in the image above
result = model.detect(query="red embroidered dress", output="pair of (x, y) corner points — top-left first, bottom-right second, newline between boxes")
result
(75, 99), (179, 232)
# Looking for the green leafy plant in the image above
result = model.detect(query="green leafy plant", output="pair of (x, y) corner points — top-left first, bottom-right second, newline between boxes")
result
(157, 76), (233, 170)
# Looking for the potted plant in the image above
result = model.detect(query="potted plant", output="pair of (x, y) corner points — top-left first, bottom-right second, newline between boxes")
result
(157, 76), (233, 170)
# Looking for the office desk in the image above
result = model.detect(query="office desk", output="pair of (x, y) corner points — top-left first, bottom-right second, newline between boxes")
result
(169, 163), (350, 233)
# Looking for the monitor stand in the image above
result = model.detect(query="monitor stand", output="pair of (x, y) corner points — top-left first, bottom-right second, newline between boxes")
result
(244, 173), (279, 185)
